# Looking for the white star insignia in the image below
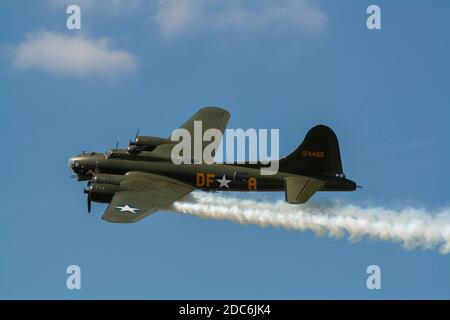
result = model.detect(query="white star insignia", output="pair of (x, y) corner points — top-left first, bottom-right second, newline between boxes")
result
(115, 205), (140, 214)
(216, 174), (231, 188)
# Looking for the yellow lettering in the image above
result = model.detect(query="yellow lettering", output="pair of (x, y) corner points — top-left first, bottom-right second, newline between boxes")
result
(196, 173), (205, 187)
(206, 173), (215, 187)
(248, 177), (257, 190)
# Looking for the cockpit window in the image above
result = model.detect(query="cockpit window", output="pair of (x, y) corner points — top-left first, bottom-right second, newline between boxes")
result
(105, 151), (120, 159)
(105, 150), (124, 159)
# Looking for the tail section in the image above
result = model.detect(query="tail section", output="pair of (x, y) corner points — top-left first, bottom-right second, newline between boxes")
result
(280, 125), (343, 176)
(281, 125), (356, 203)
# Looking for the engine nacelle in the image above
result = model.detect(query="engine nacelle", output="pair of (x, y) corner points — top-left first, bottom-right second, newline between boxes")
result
(92, 174), (126, 185)
(128, 136), (173, 153)
(135, 136), (172, 146)
(87, 183), (125, 203)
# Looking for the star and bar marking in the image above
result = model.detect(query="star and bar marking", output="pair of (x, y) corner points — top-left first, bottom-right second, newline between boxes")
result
(115, 205), (140, 214)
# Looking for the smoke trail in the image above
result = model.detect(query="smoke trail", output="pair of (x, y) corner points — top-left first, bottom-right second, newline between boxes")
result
(169, 192), (450, 254)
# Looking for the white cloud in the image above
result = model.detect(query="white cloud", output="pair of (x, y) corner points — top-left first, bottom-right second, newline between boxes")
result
(152, 0), (202, 38)
(12, 31), (137, 77)
(152, 0), (328, 39)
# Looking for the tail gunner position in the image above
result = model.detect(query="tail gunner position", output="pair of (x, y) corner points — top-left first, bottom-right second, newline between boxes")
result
(69, 107), (357, 223)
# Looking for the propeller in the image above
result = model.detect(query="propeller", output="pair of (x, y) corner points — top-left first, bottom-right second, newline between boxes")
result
(83, 181), (92, 213)
(115, 138), (119, 149)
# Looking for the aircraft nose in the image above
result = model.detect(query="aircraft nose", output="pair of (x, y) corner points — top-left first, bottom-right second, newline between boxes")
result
(68, 157), (75, 170)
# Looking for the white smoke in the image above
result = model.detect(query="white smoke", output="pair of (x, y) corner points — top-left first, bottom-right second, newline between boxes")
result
(169, 192), (450, 254)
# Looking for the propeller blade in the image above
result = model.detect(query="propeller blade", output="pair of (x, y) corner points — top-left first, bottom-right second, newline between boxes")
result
(115, 138), (119, 149)
(87, 194), (91, 213)
(83, 181), (92, 213)
(85, 181), (92, 213)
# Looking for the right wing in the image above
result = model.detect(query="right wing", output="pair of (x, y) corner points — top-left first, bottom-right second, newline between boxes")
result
(102, 172), (194, 223)
(155, 106), (230, 160)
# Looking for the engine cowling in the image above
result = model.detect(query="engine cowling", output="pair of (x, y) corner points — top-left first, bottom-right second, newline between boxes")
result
(86, 183), (125, 203)
(92, 174), (126, 185)
(128, 136), (173, 153)
(135, 136), (172, 146)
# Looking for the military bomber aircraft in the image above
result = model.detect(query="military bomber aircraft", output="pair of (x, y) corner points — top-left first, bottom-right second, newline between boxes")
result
(69, 107), (357, 223)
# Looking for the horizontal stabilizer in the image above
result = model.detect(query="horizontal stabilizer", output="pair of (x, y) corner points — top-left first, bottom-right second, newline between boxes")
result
(284, 176), (324, 204)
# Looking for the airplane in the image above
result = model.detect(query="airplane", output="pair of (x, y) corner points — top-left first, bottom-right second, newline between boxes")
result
(68, 107), (357, 223)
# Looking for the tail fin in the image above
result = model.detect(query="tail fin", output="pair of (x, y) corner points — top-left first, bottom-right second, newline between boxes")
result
(280, 125), (343, 176)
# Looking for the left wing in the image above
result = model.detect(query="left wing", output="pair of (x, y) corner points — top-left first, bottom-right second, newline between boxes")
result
(102, 172), (194, 223)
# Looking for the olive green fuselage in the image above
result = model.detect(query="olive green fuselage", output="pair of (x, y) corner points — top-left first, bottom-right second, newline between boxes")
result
(69, 151), (356, 193)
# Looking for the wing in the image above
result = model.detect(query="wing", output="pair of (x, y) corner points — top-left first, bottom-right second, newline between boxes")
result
(155, 106), (230, 160)
(178, 106), (230, 140)
(102, 172), (194, 223)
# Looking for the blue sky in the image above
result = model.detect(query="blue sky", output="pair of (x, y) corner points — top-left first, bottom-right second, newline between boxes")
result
(1, 0), (450, 299)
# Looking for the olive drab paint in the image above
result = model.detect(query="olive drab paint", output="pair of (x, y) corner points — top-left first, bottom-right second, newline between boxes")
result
(69, 107), (357, 223)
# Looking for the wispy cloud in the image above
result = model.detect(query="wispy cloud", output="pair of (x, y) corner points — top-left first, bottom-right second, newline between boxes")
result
(11, 31), (137, 77)
(47, 0), (327, 40)
(151, 0), (328, 39)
